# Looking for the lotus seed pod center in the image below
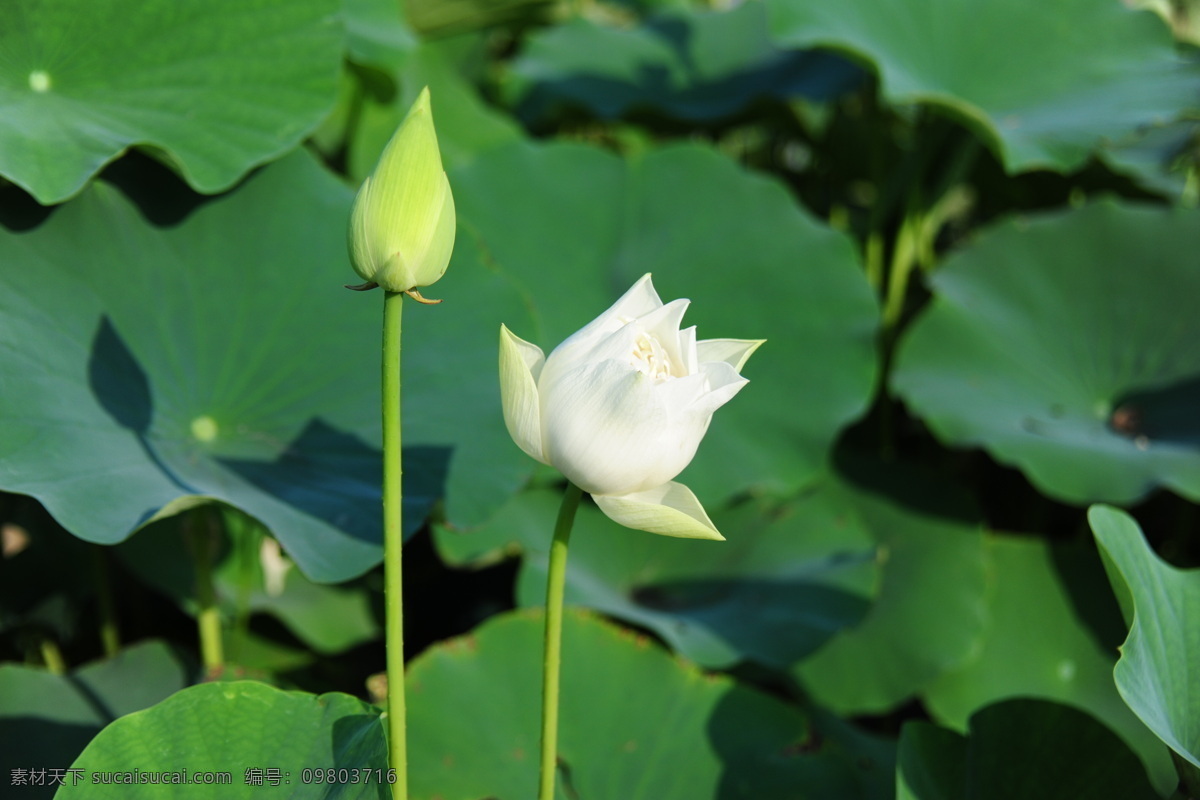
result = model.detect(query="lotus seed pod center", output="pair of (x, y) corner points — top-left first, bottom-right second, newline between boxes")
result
(28, 71), (51, 93)
(191, 415), (219, 442)
(630, 332), (674, 382)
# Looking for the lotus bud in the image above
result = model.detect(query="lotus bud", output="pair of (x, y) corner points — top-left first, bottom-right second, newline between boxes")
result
(347, 87), (455, 298)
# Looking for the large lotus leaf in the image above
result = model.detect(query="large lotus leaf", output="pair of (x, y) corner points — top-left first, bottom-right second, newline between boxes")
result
(892, 201), (1200, 506)
(0, 641), (188, 799)
(451, 140), (878, 502)
(0, 149), (534, 581)
(507, 2), (861, 125)
(0, 0), (343, 204)
(436, 482), (878, 669)
(922, 535), (1175, 795)
(408, 609), (889, 799)
(1090, 505), (1200, 768)
(897, 699), (1160, 800)
(767, 0), (1200, 173)
(57, 681), (388, 799)
(794, 458), (988, 714)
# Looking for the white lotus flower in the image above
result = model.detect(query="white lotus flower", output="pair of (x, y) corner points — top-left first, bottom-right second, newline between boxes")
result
(499, 274), (763, 540)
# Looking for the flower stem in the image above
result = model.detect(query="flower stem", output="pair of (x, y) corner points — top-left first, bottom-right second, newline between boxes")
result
(39, 637), (66, 674)
(539, 482), (584, 800)
(188, 508), (223, 674)
(382, 290), (407, 800)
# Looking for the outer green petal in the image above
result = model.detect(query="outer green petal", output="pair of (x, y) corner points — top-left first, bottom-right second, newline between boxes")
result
(697, 338), (766, 371)
(593, 481), (724, 540)
(347, 174), (376, 281)
(499, 324), (547, 464)
(412, 172), (456, 288)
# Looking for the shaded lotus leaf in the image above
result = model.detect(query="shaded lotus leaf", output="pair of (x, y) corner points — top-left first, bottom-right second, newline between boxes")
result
(450, 140), (878, 503)
(1090, 505), (1200, 769)
(898, 699), (1160, 800)
(768, 0), (1200, 173)
(408, 609), (890, 799)
(0, 641), (189, 799)
(58, 681), (388, 799)
(892, 201), (1200, 505)
(794, 457), (988, 714)
(0, 149), (533, 581)
(922, 535), (1175, 795)
(0, 0), (342, 204)
(507, 3), (861, 126)
(436, 481), (879, 670)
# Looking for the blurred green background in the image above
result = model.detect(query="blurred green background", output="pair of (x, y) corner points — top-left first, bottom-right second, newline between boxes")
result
(2, 0), (1199, 797)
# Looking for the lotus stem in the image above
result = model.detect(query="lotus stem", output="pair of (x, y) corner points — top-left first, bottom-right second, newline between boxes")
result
(188, 507), (224, 674)
(539, 482), (584, 800)
(382, 289), (408, 800)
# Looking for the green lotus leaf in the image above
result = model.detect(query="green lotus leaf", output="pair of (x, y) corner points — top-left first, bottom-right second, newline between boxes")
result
(898, 699), (1160, 800)
(507, 3), (861, 126)
(0, 0), (343, 204)
(1090, 504), (1200, 769)
(450, 140), (878, 504)
(794, 457), (988, 714)
(767, 0), (1200, 173)
(343, 0), (418, 72)
(58, 681), (387, 799)
(892, 201), (1200, 505)
(0, 149), (534, 582)
(408, 609), (890, 799)
(922, 535), (1175, 795)
(0, 641), (189, 799)
(436, 483), (879, 669)
(1100, 119), (1200, 202)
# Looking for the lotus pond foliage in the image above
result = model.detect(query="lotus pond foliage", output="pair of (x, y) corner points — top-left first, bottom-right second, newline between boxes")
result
(1, 0), (1199, 799)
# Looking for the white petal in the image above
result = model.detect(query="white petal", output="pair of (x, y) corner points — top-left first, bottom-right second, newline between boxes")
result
(593, 482), (724, 540)
(606, 273), (663, 322)
(688, 361), (749, 417)
(541, 359), (708, 495)
(697, 338), (766, 373)
(633, 298), (690, 376)
(499, 325), (547, 464)
(553, 273), (663, 355)
(679, 325), (698, 374)
(657, 371), (713, 415)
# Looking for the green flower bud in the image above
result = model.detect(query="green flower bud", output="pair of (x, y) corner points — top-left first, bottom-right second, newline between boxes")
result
(348, 87), (456, 294)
